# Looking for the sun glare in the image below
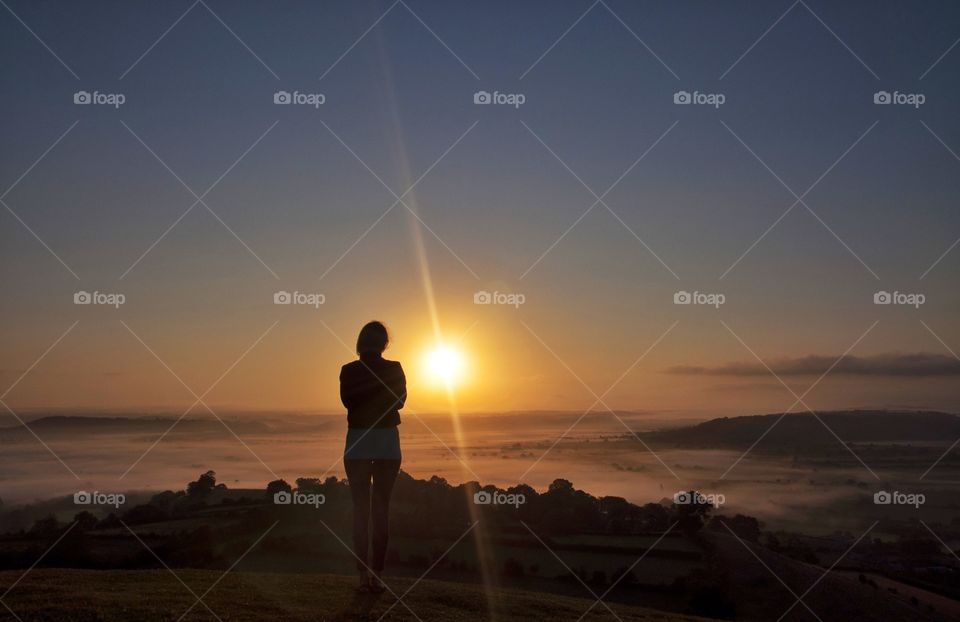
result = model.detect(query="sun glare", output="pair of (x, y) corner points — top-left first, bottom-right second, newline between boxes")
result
(424, 345), (466, 388)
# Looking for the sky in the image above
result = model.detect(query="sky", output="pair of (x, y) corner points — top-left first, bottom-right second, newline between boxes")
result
(1, 0), (959, 417)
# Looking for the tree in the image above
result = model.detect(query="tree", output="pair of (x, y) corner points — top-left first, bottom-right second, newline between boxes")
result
(187, 471), (217, 499)
(673, 490), (713, 533)
(73, 511), (98, 532)
(266, 479), (292, 498)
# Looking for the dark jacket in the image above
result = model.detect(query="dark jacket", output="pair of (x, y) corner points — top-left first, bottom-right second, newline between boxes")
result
(339, 354), (406, 429)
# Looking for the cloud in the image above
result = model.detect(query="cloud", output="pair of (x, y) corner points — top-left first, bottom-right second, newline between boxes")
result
(666, 353), (960, 377)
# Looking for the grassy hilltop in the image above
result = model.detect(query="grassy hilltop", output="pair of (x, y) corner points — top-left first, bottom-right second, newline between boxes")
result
(0, 568), (708, 622)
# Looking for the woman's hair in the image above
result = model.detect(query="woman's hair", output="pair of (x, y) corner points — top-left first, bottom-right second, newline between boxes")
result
(356, 321), (389, 354)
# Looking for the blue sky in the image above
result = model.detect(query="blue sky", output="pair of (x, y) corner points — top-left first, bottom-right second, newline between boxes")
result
(1, 0), (959, 413)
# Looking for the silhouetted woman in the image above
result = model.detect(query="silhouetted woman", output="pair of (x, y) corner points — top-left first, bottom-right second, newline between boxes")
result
(340, 321), (405, 593)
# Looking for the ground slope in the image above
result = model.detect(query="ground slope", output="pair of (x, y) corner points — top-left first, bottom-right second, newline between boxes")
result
(0, 569), (707, 621)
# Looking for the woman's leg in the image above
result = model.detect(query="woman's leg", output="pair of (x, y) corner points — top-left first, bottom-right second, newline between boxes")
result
(369, 459), (401, 573)
(344, 459), (373, 572)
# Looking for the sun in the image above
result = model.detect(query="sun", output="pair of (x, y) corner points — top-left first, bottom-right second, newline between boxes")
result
(423, 344), (466, 388)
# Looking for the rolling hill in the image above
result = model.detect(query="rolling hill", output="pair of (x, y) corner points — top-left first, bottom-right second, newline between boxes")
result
(643, 410), (960, 449)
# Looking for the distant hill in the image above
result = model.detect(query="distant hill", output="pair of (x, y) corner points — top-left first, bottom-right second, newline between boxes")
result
(0, 415), (335, 436)
(705, 531), (950, 622)
(643, 410), (960, 450)
(0, 569), (709, 622)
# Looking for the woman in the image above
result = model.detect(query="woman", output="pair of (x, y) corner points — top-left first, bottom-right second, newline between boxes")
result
(340, 321), (406, 593)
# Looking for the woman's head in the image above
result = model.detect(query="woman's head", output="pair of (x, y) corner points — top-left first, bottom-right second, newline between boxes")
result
(356, 321), (389, 355)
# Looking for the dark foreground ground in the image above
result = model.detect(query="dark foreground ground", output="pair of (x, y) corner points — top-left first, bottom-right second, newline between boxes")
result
(0, 569), (707, 622)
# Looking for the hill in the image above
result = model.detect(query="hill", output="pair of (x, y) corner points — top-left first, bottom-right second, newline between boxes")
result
(704, 531), (950, 622)
(0, 568), (709, 621)
(643, 410), (960, 449)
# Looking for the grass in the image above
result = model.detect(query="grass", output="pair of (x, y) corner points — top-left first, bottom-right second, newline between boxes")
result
(0, 568), (708, 621)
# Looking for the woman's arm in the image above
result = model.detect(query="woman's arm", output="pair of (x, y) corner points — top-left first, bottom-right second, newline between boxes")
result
(392, 363), (407, 410)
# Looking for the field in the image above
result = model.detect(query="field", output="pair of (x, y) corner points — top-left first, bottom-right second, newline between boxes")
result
(0, 568), (709, 622)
